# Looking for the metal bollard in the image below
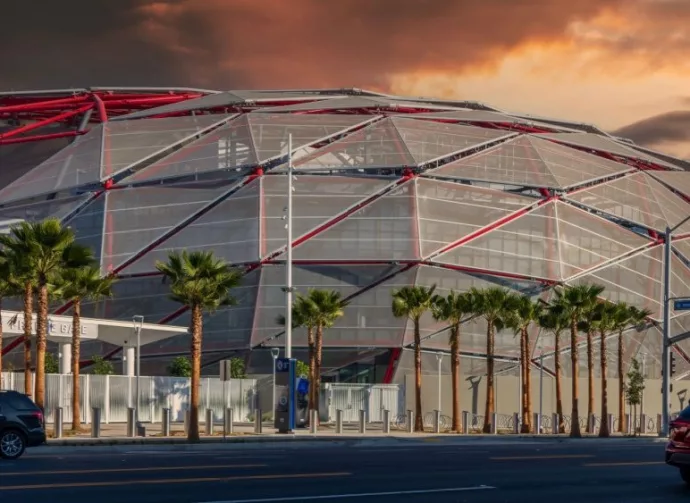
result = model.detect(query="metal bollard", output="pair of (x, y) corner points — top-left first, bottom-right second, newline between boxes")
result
(512, 412), (520, 434)
(552, 413), (559, 434)
(162, 408), (171, 437)
(358, 409), (366, 434)
(91, 407), (101, 438)
(383, 409), (390, 434)
(490, 413), (497, 434)
(224, 408), (233, 436)
(309, 409), (318, 434)
(657, 413), (663, 434)
(335, 409), (343, 434)
(607, 413), (614, 434)
(53, 407), (63, 439)
(461, 410), (469, 434)
(184, 410), (190, 435)
(589, 414), (596, 433)
(625, 413), (631, 434)
(126, 407), (136, 438)
(406, 410), (414, 433)
(254, 409), (262, 434)
(433, 410), (441, 434)
(205, 408), (214, 436)
(533, 413), (541, 434)
(640, 414), (647, 434)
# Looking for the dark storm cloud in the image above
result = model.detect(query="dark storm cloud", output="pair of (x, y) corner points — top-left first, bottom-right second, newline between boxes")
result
(612, 111), (690, 146)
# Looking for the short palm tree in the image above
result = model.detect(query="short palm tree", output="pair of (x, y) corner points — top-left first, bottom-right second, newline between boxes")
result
(156, 250), (242, 442)
(58, 266), (115, 431)
(617, 305), (651, 433)
(506, 294), (542, 433)
(551, 283), (605, 438)
(392, 285), (437, 432)
(432, 290), (473, 432)
(470, 287), (514, 433)
(0, 261), (21, 389)
(539, 307), (569, 433)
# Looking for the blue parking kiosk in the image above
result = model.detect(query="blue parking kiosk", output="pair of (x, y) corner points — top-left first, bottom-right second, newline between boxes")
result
(273, 358), (296, 433)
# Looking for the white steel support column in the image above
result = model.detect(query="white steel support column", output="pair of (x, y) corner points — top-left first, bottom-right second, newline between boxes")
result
(661, 226), (672, 437)
(285, 133), (294, 359)
(59, 342), (72, 374)
(123, 347), (135, 377)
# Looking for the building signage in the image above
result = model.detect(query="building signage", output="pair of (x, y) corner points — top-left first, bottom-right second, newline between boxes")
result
(3, 314), (96, 339)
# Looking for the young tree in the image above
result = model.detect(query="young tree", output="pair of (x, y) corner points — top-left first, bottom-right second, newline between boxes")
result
(625, 357), (645, 436)
(392, 285), (437, 432)
(168, 356), (192, 377)
(618, 305), (651, 433)
(58, 265), (114, 431)
(469, 287), (515, 434)
(432, 290), (473, 432)
(44, 353), (59, 374)
(156, 250), (242, 442)
(229, 357), (247, 378)
(551, 283), (605, 438)
(539, 308), (569, 433)
(590, 303), (616, 437)
(91, 355), (115, 376)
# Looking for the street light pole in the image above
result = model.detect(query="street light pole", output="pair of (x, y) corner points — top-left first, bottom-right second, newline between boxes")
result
(132, 315), (144, 426)
(436, 353), (443, 412)
(539, 348), (544, 422)
(285, 133), (293, 359)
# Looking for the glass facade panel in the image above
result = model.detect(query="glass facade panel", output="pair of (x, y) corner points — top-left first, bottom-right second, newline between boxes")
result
(65, 194), (106, 267)
(650, 171), (690, 199)
(0, 194), (91, 233)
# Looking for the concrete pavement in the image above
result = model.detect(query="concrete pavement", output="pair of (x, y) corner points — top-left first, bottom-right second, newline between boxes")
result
(0, 438), (685, 502)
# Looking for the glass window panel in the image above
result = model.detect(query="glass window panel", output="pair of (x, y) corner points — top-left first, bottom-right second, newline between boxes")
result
(650, 171), (690, 200)
(65, 194), (106, 267)
(0, 194), (91, 233)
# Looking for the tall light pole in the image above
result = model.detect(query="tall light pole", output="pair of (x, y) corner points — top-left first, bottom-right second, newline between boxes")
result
(284, 134), (294, 359)
(436, 353), (443, 412)
(539, 346), (544, 423)
(271, 347), (280, 419)
(133, 315), (144, 425)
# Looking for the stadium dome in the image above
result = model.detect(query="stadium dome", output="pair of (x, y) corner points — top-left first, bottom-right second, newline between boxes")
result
(1, 87), (690, 381)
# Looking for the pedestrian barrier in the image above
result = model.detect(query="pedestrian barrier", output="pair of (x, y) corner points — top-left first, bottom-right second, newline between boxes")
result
(335, 409), (343, 434)
(254, 409), (262, 433)
(358, 409), (366, 434)
(224, 407), (233, 435)
(205, 408), (214, 435)
(162, 408), (171, 436)
(91, 407), (101, 438)
(126, 408), (136, 437)
(383, 409), (390, 434)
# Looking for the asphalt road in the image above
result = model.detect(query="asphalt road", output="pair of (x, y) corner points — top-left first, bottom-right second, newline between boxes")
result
(0, 438), (686, 502)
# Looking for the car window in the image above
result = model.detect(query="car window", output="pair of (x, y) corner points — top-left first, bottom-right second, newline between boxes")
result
(0, 394), (36, 410)
(679, 406), (690, 420)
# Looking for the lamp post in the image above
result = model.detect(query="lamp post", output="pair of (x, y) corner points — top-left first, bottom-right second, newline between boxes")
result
(284, 133), (294, 359)
(132, 315), (144, 425)
(271, 347), (280, 419)
(640, 351), (647, 424)
(436, 353), (443, 412)
(538, 346), (544, 423)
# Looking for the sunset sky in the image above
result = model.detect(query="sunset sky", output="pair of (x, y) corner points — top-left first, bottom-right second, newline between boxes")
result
(2, 0), (689, 158)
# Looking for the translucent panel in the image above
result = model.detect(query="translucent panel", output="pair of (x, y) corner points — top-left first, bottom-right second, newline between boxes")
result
(65, 194), (106, 266)
(116, 93), (246, 120)
(395, 350), (516, 379)
(101, 184), (228, 273)
(124, 115), (257, 184)
(429, 136), (561, 188)
(675, 239), (690, 262)
(391, 117), (511, 165)
(650, 171), (690, 199)
(0, 134), (73, 190)
(400, 110), (525, 123)
(416, 178), (534, 257)
(149, 269), (260, 354)
(256, 96), (415, 113)
(287, 118), (415, 171)
(291, 180), (420, 260)
(566, 172), (690, 234)
(435, 202), (560, 281)
(265, 175), (393, 258)
(0, 127), (102, 204)
(101, 114), (232, 178)
(0, 194), (91, 233)
(80, 276), (179, 323)
(252, 265), (394, 347)
(555, 201), (651, 279)
(248, 114), (372, 162)
(120, 180), (260, 274)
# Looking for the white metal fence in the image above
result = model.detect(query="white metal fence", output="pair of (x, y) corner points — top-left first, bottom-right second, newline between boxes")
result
(325, 383), (402, 422)
(1, 372), (257, 425)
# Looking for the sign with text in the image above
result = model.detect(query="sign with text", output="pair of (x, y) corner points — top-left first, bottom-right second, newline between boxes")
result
(2, 313), (97, 340)
(274, 358), (296, 433)
(675, 299), (690, 311)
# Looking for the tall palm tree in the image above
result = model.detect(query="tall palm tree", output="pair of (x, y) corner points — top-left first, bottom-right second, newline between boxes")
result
(57, 266), (115, 431)
(506, 294), (542, 433)
(590, 302), (616, 437)
(579, 300), (599, 433)
(392, 285), (437, 432)
(551, 283), (605, 438)
(156, 250), (242, 442)
(432, 290), (473, 432)
(307, 289), (347, 424)
(470, 287), (515, 434)
(539, 307), (569, 433)
(0, 261), (21, 389)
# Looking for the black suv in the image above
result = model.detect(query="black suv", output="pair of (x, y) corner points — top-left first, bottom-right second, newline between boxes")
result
(0, 390), (46, 459)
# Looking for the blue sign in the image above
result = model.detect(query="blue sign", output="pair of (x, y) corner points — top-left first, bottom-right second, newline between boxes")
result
(275, 358), (291, 373)
(675, 299), (690, 311)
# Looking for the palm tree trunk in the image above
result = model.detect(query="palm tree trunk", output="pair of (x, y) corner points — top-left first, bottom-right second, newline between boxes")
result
(483, 321), (495, 434)
(71, 300), (82, 431)
(414, 318), (424, 432)
(0, 299), (3, 389)
(307, 326), (316, 414)
(188, 304), (203, 443)
(520, 328), (530, 433)
(23, 281), (32, 398)
(617, 330), (625, 433)
(586, 329), (594, 433)
(314, 325), (324, 427)
(598, 329), (609, 437)
(525, 328), (532, 432)
(34, 283), (49, 410)
(450, 324), (460, 432)
(570, 318), (581, 438)
(555, 331), (565, 433)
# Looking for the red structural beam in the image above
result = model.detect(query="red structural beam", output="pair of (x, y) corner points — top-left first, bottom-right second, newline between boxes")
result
(0, 130), (85, 146)
(0, 104), (93, 141)
(0, 95), (91, 114)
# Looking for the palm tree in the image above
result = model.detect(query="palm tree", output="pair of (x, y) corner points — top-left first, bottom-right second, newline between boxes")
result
(57, 266), (115, 431)
(551, 283), (605, 438)
(306, 289), (347, 424)
(470, 287), (515, 433)
(539, 307), (569, 433)
(580, 300), (599, 433)
(0, 261), (21, 389)
(590, 302), (616, 437)
(506, 294), (542, 433)
(432, 290), (473, 432)
(156, 250), (242, 442)
(392, 285), (437, 432)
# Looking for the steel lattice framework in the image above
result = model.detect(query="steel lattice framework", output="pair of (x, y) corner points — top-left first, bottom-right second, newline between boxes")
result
(2, 87), (690, 380)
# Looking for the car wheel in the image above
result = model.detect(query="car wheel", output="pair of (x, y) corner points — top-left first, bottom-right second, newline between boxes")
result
(680, 467), (690, 486)
(0, 429), (26, 460)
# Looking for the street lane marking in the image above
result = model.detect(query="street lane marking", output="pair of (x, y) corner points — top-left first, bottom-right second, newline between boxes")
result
(491, 454), (595, 461)
(3, 464), (266, 476)
(0, 472), (350, 491)
(583, 461), (665, 467)
(196, 485), (497, 502)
